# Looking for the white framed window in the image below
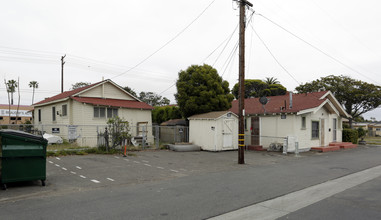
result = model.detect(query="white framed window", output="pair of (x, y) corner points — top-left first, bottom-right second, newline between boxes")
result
(62, 104), (67, 116)
(107, 108), (118, 118)
(301, 116), (306, 129)
(94, 107), (106, 118)
(52, 106), (56, 121)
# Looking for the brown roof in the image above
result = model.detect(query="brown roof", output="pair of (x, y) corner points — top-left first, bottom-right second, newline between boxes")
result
(188, 111), (237, 120)
(160, 119), (187, 126)
(72, 97), (153, 110)
(230, 91), (330, 115)
(34, 81), (104, 106)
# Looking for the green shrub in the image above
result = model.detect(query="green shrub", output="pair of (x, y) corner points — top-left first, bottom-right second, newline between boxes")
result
(343, 129), (358, 144)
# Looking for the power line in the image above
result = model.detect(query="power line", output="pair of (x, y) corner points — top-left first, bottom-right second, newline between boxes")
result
(111, 0), (217, 79)
(256, 13), (381, 86)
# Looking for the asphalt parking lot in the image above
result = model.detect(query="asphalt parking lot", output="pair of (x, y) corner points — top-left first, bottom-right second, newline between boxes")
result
(0, 149), (304, 202)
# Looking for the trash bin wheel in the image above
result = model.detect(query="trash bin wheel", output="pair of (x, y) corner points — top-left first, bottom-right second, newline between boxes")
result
(1, 183), (6, 190)
(41, 180), (46, 186)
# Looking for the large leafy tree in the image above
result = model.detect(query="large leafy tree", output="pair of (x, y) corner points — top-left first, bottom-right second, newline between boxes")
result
(71, 82), (91, 90)
(295, 75), (381, 125)
(29, 81), (39, 104)
(139, 91), (170, 106)
(152, 105), (182, 124)
(123, 86), (138, 98)
(175, 64), (234, 118)
(232, 79), (287, 99)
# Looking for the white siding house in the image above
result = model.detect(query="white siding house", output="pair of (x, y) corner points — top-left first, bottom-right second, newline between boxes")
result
(189, 111), (238, 151)
(230, 91), (351, 152)
(32, 79), (153, 147)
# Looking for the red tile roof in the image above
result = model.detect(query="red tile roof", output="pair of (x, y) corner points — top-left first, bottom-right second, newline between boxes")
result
(34, 81), (104, 105)
(72, 97), (154, 110)
(230, 91), (329, 115)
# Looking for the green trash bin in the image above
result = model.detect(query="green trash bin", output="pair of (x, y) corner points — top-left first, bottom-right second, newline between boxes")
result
(0, 129), (48, 190)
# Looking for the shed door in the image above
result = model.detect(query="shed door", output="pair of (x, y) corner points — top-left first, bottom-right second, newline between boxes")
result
(320, 119), (325, 146)
(251, 117), (260, 145)
(223, 119), (234, 148)
(333, 118), (337, 142)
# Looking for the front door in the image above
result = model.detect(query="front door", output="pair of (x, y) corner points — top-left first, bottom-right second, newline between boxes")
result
(223, 119), (233, 149)
(251, 117), (260, 145)
(333, 118), (337, 142)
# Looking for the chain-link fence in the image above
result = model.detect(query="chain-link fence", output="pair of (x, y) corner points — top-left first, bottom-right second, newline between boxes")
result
(0, 124), (189, 149)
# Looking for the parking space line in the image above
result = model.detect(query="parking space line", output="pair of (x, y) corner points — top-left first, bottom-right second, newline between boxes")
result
(56, 157), (61, 160)
(62, 167), (67, 171)
(144, 164), (152, 167)
(123, 159), (129, 161)
(55, 164), (60, 167)
(70, 171), (77, 174)
(170, 169), (179, 173)
(114, 156), (120, 159)
(142, 160), (149, 163)
(133, 161), (140, 164)
(107, 178), (115, 182)
(48, 161), (53, 164)
(79, 175), (86, 179)
(91, 180), (100, 183)
(76, 166), (82, 170)
(157, 167), (164, 169)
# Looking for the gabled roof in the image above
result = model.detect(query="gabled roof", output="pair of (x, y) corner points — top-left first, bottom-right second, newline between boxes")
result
(33, 79), (153, 110)
(230, 91), (350, 118)
(188, 111), (238, 120)
(72, 97), (153, 110)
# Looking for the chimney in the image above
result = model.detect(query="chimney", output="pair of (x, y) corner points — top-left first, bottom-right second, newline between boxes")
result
(289, 92), (293, 109)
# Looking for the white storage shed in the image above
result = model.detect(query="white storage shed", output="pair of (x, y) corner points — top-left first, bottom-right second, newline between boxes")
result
(188, 111), (238, 151)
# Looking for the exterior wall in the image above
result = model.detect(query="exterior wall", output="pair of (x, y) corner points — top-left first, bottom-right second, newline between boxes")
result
(80, 82), (134, 100)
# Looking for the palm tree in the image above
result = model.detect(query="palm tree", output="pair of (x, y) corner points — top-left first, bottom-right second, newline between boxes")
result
(6, 79), (18, 105)
(29, 81), (39, 104)
(264, 77), (280, 85)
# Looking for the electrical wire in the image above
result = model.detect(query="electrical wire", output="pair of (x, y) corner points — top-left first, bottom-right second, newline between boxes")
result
(255, 13), (381, 86)
(111, 0), (217, 79)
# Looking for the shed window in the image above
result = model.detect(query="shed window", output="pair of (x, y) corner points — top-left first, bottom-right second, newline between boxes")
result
(312, 121), (319, 139)
(94, 107), (106, 118)
(52, 107), (56, 121)
(38, 109), (41, 122)
(62, 104), (67, 116)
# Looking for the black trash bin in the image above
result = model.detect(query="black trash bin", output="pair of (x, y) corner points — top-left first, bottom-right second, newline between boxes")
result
(0, 129), (48, 190)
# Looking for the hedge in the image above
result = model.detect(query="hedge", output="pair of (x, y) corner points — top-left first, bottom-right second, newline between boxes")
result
(342, 129), (358, 144)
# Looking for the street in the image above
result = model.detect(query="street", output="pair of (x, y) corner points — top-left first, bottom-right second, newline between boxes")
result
(0, 145), (380, 220)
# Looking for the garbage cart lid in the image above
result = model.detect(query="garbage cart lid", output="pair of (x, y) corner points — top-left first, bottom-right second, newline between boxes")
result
(0, 129), (46, 142)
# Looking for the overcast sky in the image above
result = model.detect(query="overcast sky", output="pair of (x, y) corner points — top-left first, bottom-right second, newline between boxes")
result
(1, 0), (380, 120)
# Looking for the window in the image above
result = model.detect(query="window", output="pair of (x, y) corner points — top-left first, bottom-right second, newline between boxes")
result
(376, 128), (381, 131)
(38, 109), (41, 122)
(52, 107), (56, 121)
(94, 107), (106, 118)
(0, 116), (3, 120)
(107, 108), (118, 118)
(301, 117), (306, 129)
(137, 122), (148, 136)
(62, 104), (67, 116)
(312, 121), (319, 139)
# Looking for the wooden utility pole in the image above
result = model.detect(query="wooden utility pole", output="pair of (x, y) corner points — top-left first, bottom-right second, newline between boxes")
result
(61, 54), (66, 93)
(238, 0), (252, 164)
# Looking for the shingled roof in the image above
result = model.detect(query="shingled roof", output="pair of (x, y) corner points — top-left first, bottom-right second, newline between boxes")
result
(230, 91), (350, 117)
(33, 79), (153, 110)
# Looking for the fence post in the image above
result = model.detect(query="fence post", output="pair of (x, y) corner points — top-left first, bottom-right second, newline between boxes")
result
(173, 126), (176, 144)
(155, 125), (159, 149)
(142, 126), (146, 150)
(295, 141), (300, 157)
(283, 137), (288, 155)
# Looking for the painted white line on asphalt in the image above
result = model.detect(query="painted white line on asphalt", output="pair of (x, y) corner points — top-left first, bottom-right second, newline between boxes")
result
(56, 157), (61, 160)
(133, 161), (140, 164)
(170, 169), (179, 173)
(91, 179), (100, 183)
(114, 156), (120, 159)
(124, 159), (129, 161)
(142, 160), (149, 163)
(107, 178), (115, 182)
(55, 164), (60, 167)
(144, 164), (152, 167)
(48, 161), (53, 164)
(70, 171), (77, 174)
(157, 167), (164, 169)
(62, 167), (67, 171)
(76, 166), (82, 170)
(79, 175), (86, 179)
(209, 165), (381, 220)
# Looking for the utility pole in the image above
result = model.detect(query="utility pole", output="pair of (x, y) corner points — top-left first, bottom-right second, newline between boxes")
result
(61, 54), (66, 93)
(238, 0), (252, 164)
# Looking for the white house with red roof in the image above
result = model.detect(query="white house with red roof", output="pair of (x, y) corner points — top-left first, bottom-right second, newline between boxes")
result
(33, 79), (154, 147)
(230, 91), (351, 152)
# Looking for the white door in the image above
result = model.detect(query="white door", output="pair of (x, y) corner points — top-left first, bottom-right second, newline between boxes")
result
(223, 119), (234, 149)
